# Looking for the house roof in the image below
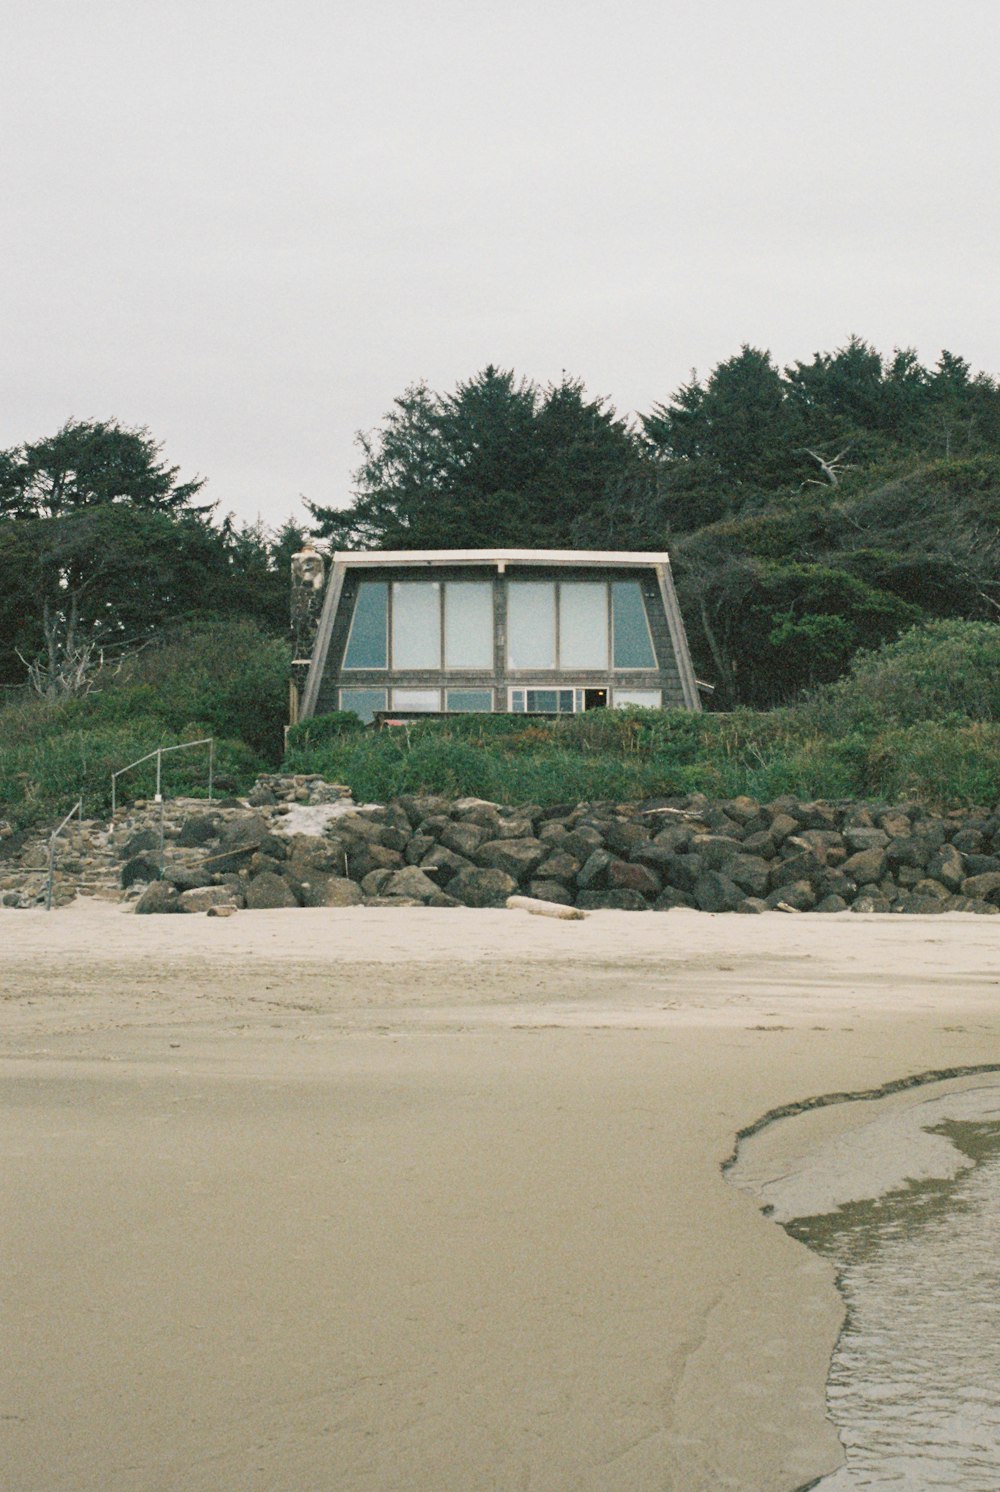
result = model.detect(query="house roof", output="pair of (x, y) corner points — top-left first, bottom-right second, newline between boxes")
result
(329, 548), (670, 567)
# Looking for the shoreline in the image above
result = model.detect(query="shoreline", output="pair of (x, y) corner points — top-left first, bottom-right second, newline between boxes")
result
(4, 902), (1000, 1490)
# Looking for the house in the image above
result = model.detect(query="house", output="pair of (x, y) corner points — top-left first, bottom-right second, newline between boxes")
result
(293, 549), (700, 723)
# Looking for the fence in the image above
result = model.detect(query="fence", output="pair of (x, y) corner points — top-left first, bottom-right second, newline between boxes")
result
(110, 738), (215, 815)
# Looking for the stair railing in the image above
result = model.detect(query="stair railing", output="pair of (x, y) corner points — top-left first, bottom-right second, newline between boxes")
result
(46, 799), (83, 911)
(110, 738), (215, 872)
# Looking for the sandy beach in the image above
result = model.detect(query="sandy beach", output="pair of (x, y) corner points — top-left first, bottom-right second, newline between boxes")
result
(3, 902), (1000, 1491)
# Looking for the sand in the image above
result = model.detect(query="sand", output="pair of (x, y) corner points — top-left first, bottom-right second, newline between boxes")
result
(3, 902), (1000, 1492)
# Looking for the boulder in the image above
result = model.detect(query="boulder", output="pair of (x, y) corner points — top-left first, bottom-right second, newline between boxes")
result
(474, 838), (547, 882)
(176, 815), (220, 848)
(299, 876), (363, 908)
(689, 834), (745, 870)
(814, 894), (849, 913)
(737, 897), (768, 914)
(607, 860), (661, 897)
(603, 820), (649, 856)
(382, 867), (440, 903)
(405, 834), (436, 865)
(527, 879), (574, 906)
(576, 849), (614, 890)
(841, 846), (888, 884)
(244, 872), (299, 910)
(440, 821), (489, 857)
(765, 879), (816, 911)
(218, 813), (270, 850)
(177, 886), (242, 914)
(693, 871), (744, 913)
(960, 871), (1000, 903)
(121, 853), (161, 889)
(534, 851), (582, 885)
(843, 827), (889, 853)
(420, 844), (473, 884)
(725, 854), (771, 899)
(133, 881), (178, 914)
(653, 886), (696, 910)
(576, 889), (650, 910)
(167, 866), (216, 892)
(768, 812), (799, 845)
(448, 868), (518, 908)
(121, 828), (161, 859)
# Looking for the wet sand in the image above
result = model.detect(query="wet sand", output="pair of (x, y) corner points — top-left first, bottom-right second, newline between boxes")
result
(3, 902), (1000, 1491)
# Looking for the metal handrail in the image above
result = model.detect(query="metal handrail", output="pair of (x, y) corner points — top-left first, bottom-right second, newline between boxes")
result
(110, 738), (215, 815)
(46, 798), (83, 911)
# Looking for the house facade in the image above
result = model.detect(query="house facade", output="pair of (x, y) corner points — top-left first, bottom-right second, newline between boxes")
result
(295, 549), (700, 723)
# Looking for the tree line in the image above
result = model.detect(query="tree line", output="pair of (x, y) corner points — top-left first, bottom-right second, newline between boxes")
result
(3, 336), (999, 711)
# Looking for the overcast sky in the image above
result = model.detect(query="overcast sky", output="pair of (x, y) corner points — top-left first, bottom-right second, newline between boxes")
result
(4, 0), (998, 527)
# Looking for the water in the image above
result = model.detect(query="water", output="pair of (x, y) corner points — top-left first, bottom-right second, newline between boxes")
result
(728, 1078), (1000, 1490)
(798, 1120), (1000, 1489)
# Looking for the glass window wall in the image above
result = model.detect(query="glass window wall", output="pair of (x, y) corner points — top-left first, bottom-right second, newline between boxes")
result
(343, 582), (387, 669)
(392, 582), (441, 668)
(446, 689), (493, 712)
(391, 689), (441, 711)
(507, 582), (556, 669)
(612, 582), (656, 668)
(339, 688), (387, 722)
(559, 582), (609, 669)
(444, 582), (493, 668)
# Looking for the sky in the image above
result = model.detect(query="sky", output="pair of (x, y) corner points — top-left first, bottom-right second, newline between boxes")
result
(4, 0), (998, 528)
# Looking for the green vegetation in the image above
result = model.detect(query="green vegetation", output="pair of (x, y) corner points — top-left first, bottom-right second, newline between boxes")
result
(0, 620), (289, 829)
(283, 622), (1000, 810)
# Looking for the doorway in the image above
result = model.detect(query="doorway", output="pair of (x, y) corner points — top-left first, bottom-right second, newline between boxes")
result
(584, 689), (608, 710)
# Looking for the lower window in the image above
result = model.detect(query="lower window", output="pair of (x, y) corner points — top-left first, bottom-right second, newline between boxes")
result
(391, 689), (441, 711)
(612, 689), (662, 709)
(339, 688), (387, 723)
(510, 688), (581, 713)
(446, 689), (493, 712)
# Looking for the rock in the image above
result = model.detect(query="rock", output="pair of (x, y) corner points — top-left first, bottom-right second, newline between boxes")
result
(737, 897), (768, 914)
(299, 876), (363, 908)
(843, 827), (889, 853)
(741, 830), (776, 858)
(346, 843), (404, 880)
(841, 846), (888, 884)
(218, 813), (270, 850)
(885, 837), (926, 870)
(427, 891), (462, 908)
(768, 812), (799, 845)
(405, 834), (436, 865)
(420, 844), (473, 884)
(661, 851), (703, 893)
(689, 834), (745, 869)
(725, 854), (771, 899)
(576, 849), (614, 890)
(561, 826), (607, 860)
(206, 904), (239, 917)
(440, 821), (488, 857)
(607, 860), (661, 897)
(246, 785), (277, 806)
(576, 889), (650, 910)
(121, 853), (161, 889)
(851, 894), (891, 913)
(960, 871), (1000, 903)
(491, 817), (535, 841)
(477, 835), (549, 877)
(244, 872), (299, 909)
(176, 815), (220, 848)
(121, 828), (160, 859)
(603, 820), (649, 856)
(448, 868), (518, 908)
(382, 867), (440, 903)
(912, 878), (950, 901)
(361, 869), (395, 896)
(814, 894), (849, 913)
(165, 865), (216, 892)
(693, 871), (744, 913)
(177, 886), (242, 914)
(653, 886), (696, 910)
(765, 879), (816, 911)
(952, 827), (986, 854)
(769, 849), (824, 892)
(527, 879), (574, 906)
(722, 796), (761, 826)
(133, 881), (178, 914)
(534, 852), (581, 885)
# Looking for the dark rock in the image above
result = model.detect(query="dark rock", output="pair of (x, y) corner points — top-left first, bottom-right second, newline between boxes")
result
(244, 872), (299, 909)
(405, 834), (436, 865)
(726, 854), (771, 899)
(690, 834), (745, 869)
(630, 842), (683, 873)
(769, 812), (799, 846)
(246, 784), (277, 806)
(814, 894), (849, 913)
(693, 871), (744, 913)
(576, 849), (614, 890)
(382, 867), (439, 903)
(218, 813), (270, 850)
(166, 866), (216, 892)
(885, 837), (926, 870)
(474, 838), (547, 882)
(769, 850), (824, 891)
(176, 815), (221, 848)
(380, 825), (412, 853)
(607, 860), (661, 897)
(561, 826), (607, 860)
(448, 868), (518, 908)
(121, 828), (160, 859)
(952, 827), (986, 855)
(177, 886), (242, 914)
(912, 878), (950, 901)
(121, 853), (161, 889)
(962, 853), (1000, 877)
(420, 844), (473, 885)
(534, 852), (581, 885)
(766, 879), (816, 911)
(651, 825), (694, 852)
(361, 869), (395, 896)
(662, 851), (704, 893)
(851, 894), (891, 913)
(843, 827), (889, 853)
(961, 871), (1000, 903)
(842, 846), (888, 884)
(259, 833), (288, 860)
(737, 897), (768, 914)
(722, 796), (761, 826)
(538, 821), (570, 845)
(741, 830), (776, 859)
(603, 820), (649, 856)
(346, 843), (405, 880)
(653, 886), (696, 910)
(527, 879), (575, 906)
(133, 881), (178, 914)
(427, 891), (463, 908)
(491, 817), (535, 842)
(576, 889), (650, 910)
(299, 875), (363, 908)
(440, 821), (489, 857)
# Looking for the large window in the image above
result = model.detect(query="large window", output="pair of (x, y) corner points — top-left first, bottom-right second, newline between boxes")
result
(339, 687), (387, 722)
(447, 688), (493, 712)
(506, 579), (656, 671)
(344, 579), (493, 671)
(343, 582), (388, 669)
(510, 688), (580, 713)
(392, 582), (441, 669)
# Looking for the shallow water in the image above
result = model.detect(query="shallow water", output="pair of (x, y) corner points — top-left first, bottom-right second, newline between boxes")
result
(790, 1114), (1000, 1489)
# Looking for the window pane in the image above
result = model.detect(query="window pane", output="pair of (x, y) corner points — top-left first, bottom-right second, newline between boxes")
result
(446, 689), (493, 712)
(613, 689), (661, 709)
(528, 689), (558, 712)
(557, 690), (575, 712)
(339, 688), (386, 723)
(392, 582), (441, 668)
(444, 582), (493, 668)
(612, 582), (656, 668)
(559, 582), (608, 669)
(511, 690), (526, 712)
(391, 689), (440, 711)
(507, 582), (556, 668)
(343, 582), (387, 669)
